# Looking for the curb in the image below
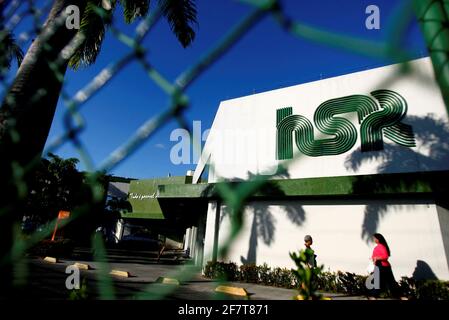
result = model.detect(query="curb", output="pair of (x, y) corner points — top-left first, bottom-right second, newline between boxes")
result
(156, 277), (180, 285)
(109, 270), (130, 277)
(73, 262), (91, 270)
(43, 256), (58, 263)
(215, 285), (248, 297)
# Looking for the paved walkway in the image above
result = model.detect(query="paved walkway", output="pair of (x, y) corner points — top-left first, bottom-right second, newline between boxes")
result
(25, 254), (369, 300)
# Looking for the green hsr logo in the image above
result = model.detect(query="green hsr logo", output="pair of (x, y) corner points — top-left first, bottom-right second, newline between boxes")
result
(276, 89), (416, 159)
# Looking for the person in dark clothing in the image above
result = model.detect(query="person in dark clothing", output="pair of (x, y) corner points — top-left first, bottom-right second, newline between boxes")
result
(304, 235), (317, 268)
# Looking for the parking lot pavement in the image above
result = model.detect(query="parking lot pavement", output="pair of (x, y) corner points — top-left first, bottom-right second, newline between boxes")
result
(23, 255), (370, 300)
(25, 257), (283, 300)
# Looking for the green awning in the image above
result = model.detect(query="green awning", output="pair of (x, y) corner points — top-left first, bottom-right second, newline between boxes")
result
(156, 170), (449, 200)
(126, 176), (190, 219)
(120, 211), (164, 219)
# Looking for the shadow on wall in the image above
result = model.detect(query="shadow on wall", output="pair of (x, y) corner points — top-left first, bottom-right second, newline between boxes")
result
(344, 114), (449, 242)
(412, 260), (438, 280)
(239, 200), (305, 265)
(206, 171), (306, 265)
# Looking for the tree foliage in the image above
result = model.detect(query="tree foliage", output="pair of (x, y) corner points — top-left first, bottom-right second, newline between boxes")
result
(24, 153), (84, 223)
(69, 0), (198, 69)
(290, 249), (325, 300)
(0, 0), (24, 74)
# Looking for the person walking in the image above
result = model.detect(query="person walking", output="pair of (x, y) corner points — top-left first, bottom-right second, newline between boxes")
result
(371, 233), (398, 297)
(304, 235), (317, 268)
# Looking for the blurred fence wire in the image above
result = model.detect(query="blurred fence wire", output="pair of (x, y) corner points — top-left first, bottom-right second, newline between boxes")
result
(0, 0), (447, 299)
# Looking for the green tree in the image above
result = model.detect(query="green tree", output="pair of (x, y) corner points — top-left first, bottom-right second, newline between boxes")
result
(0, 0), (24, 77)
(25, 153), (83, 224)
(0, 0), (197, 171)
(0, 0), (197, 294)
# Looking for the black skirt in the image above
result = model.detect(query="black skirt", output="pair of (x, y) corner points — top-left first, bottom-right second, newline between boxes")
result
(374, 263), (398, 297)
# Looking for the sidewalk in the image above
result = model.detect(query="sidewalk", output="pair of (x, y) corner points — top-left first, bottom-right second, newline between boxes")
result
(28, 256), (371, 300)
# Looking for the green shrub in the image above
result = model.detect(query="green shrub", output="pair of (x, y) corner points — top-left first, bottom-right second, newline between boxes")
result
(258, 263), (272, 286)
(316, 271), (340, 293)
(415, 280), (449, 300)
(203, 261), (449, 300)
(290, 250), (324, 299)
(204, 261), (239, 281)
(272, 267), (297, 289)
(337, 271), (368, 296)
(239, 263), (259, 283)
(397, 277), (449, 300)
(398, 277), (417, 299)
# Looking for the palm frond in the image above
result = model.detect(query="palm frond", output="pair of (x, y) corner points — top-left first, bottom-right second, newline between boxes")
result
(159, 0), (197, 48)
(68, 0), (115, 69)
(119, 0), (150, 23)
(68, 0), (196, 69)
(0, 30), (24, 70)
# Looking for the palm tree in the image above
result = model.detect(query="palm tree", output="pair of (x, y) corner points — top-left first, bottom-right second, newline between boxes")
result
(0, 31), (24, 73)
(0, 0), (197, 294)
(0, 0), (197, 169)
(0, 0), (24, 77)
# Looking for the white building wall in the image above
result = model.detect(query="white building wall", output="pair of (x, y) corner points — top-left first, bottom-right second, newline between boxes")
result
(194, 57), (449, 184)
(209, 199), (449, 280)
(195, 57), (449, 280)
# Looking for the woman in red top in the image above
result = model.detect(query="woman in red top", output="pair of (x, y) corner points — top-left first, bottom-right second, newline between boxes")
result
(371, 233), (397, 297)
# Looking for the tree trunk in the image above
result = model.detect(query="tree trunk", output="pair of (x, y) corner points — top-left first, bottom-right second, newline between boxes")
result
(0, 0), (87, 162)
(0, 0), (86, 296)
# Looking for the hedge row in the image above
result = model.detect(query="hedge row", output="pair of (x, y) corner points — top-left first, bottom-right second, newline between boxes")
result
(203, 261), (449, 300)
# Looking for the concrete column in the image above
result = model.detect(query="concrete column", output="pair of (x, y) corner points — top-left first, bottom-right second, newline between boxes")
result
(114, 219), (124, 243)
(184, 228), (192, 255)
(202, 201), (221, 270)
(212, 201), (221, 263)
(194, 213), (207, 267)
(190, 226), (197, 259)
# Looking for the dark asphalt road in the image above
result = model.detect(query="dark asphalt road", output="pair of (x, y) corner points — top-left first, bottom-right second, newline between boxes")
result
(3, 247), (367, 300)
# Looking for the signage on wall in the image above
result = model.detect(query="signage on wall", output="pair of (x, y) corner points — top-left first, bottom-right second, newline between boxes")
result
(276, 89), (416, 159)
(129, 192), (157, 200)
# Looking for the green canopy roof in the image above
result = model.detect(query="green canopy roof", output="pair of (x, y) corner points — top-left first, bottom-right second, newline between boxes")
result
(123, 176), (191, 219)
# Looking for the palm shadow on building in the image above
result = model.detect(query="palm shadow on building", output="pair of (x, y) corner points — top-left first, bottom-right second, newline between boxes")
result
(344, 114), (449, 242)
(204, 170), (305, 265)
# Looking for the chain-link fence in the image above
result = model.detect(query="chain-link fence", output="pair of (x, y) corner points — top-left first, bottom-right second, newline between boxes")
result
(0, 0), (448, 300)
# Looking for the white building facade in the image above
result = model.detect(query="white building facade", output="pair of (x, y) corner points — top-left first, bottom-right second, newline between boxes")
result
(191, 57), (449, 280)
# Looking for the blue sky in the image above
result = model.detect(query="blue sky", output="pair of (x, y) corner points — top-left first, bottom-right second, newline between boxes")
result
(7, 0), (428, 179)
